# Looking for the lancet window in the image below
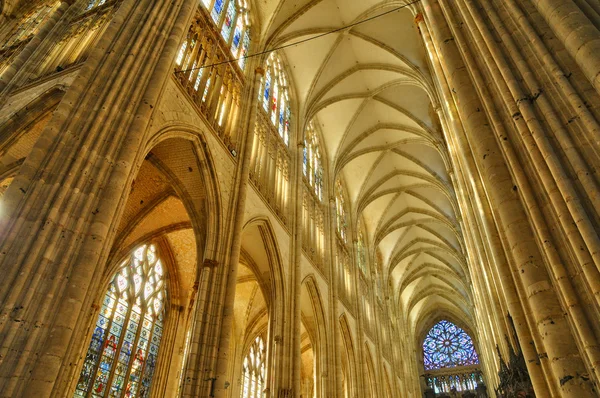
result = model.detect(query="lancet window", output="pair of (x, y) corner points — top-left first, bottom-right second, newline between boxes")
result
(248, 51), (292, 224)
(74, 244), (167, 398)
(201, 0), (251, 68)
(303, 121), (323, 200)
(335, 179), (348, 244)
(240, 336), (266, 398)
(257, 52), (291, 146)
(356, 219), (367, 275)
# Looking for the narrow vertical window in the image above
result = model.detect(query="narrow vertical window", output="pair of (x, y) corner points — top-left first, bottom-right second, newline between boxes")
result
(357, 219), (367, 275)
(304, 122), (323, 201)
(221, 0), (237, 42)
(335, 179), (348, 243)
(74, 244), (167, 398)
(240, 336), (266, 398)
(211, 0), (225, 23)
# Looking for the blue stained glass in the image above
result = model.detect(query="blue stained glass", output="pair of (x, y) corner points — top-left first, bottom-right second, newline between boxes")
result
(263, 72), (271, 111)
(221, 1), (236, 42)
(211, 0), (224, 23)
(279, 107), (284, 137)
(231, 26), (242, 56)
(238, 30), (250, 70)
(303, 147), (308, 176)
(423, 320), (479, 370)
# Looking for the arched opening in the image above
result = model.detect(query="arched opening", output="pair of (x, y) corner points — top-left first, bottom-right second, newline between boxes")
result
(69, 135), (218, 397)
(339, 315), (356, 398)
(364, 344), (376, 397)
(300, 276), (327, 398)
(239, 335), (267, 398)
(74, 243), (167, 397)
(420, 319), (483, 395)
(228, 219), (284, 398)
(299, 322), (315, 398)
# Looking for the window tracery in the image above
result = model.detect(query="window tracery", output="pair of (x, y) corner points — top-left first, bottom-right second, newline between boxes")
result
(248, 51), (292, 224)
(303, 121), (323, 201)
(240, 336), (266, 398)
(74, 244), (166, 398)
(335, 179), (348, 244)
(356, 219), (367, 275)
(257, 52), (291, 146)
(423, 320), (479, 370)
(174, 0), (250, 147)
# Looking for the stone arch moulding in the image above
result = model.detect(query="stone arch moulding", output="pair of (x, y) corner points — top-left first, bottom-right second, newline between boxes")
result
(339, 313), (358, 398)
(237, 216), (287, 395)
(241, 216), (287, 307)
(59, 125), (224, 396)
(144, 123), (224, 262)
(301, 274), (329, 397)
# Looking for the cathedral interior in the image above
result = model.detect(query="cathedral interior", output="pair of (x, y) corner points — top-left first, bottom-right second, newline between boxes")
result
(0, 0), (600, 397)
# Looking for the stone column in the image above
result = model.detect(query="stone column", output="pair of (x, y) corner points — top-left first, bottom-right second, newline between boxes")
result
(417, 14), (554, 395)
(327, 197), (342, 398)
(209, 66), (264, 398)
(529, 0), (600, 95)
(290, 137), (305, 397)
(422, 0), (595, 395)
(0, 0), (197, 395)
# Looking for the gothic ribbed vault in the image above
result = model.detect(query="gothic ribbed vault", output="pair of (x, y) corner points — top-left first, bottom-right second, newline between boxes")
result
(256, 0), (472, 333)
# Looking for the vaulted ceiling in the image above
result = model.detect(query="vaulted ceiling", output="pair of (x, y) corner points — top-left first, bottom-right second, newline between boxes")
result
(253, 0), (473, 332)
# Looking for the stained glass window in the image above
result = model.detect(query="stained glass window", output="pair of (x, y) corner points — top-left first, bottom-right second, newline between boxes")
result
(335, 179), (348, 243)
(423, 320), (479, 371)
(195, 0), (251, 71)
(221, 0), (237, 42)
(240, 336), (266, 398)
(303, 122), (323, 201)
(74, 244), (167, 398)
(257, 52), (292, 145)
(211, 0), (224, 23)
(238, 30), (251, 70)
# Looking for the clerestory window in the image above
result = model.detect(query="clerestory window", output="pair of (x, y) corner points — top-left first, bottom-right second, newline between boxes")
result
(303, 121), (323, 200)
(257, 52), (292, 146)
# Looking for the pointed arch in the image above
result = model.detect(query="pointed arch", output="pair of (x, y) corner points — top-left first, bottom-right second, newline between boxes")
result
(301, 274), (329, 397)
(339, 314), (357, 398)
(363, 343), (377, 397)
